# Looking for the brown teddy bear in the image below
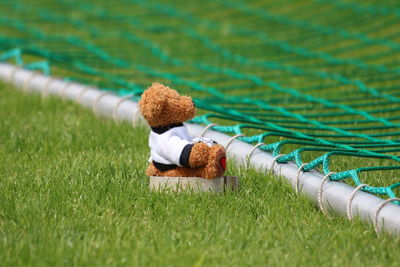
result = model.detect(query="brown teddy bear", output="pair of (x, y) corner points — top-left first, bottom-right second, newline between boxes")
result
(139, 82), (226, 179)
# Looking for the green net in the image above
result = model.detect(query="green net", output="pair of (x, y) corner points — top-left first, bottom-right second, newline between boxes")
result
(1, 0), (400, 201)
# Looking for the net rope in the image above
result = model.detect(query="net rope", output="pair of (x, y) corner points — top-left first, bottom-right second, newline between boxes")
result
(1, 0), (400, 202)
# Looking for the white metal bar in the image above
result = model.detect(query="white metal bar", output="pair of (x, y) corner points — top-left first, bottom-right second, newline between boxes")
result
(1, 63), (399, 236)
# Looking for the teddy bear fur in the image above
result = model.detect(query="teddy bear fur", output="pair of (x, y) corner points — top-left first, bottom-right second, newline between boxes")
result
(139, 82), (226, 179)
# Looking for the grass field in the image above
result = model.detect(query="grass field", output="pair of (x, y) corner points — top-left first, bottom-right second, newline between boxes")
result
(1, 83), (399, 266)
(1, 0), (400, 265)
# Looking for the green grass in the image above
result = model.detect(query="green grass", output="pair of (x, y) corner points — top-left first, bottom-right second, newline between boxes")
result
(1, 83), (399, 266)
(1, 0), (400, 264)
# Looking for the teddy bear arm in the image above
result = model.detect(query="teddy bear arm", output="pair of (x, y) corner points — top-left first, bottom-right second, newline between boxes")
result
(188, 142), (210, 168)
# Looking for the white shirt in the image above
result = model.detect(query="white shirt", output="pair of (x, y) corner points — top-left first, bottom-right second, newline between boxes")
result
(149, 125), (192, 166)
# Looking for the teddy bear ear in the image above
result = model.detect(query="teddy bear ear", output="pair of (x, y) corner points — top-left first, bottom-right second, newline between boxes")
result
(139, 91), (166, 123)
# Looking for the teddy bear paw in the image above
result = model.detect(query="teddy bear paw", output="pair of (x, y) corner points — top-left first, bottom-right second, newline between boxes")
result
(202, 144), (226, 179)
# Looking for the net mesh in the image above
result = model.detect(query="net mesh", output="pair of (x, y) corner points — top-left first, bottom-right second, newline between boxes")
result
(1, 0), (400, 201)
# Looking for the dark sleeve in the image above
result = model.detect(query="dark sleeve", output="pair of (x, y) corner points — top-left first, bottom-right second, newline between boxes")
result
(179, 143), (194, 167)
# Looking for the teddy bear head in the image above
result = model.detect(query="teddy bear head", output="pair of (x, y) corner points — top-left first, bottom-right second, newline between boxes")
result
(139, 83), (196, 127)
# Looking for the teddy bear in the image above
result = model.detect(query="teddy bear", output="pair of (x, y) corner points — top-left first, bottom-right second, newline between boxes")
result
(138, 82), (226, 179)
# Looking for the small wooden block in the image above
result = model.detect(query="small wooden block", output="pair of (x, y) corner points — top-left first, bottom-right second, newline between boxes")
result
(149, 176), (238, 193)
